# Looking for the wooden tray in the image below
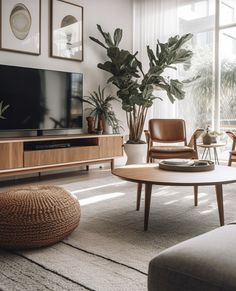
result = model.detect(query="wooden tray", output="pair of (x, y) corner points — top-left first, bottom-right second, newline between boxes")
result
(159, 160), (215, 172)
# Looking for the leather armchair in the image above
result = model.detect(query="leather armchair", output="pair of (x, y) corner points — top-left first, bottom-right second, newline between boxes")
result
(226, 131), (236, 166)
(145, 119), (204, 163)
(135, 119), (203, 212)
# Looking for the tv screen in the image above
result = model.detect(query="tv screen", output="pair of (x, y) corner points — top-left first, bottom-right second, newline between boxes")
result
(0, 64), (83, 134)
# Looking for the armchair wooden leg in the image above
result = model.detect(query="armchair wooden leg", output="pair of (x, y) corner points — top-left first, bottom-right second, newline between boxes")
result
(147, 154), (151, 163)
(194, 185), (198, 206)
(228, 154), (232, 166)
(136, 183), (142, 211)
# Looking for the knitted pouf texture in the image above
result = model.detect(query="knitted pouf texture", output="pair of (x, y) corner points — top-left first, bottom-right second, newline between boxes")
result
(0, 185), (81, 249)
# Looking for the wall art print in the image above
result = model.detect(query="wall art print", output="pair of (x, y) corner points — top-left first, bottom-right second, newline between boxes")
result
(51, 0), (83, 62)
(0, 0), (41, 55)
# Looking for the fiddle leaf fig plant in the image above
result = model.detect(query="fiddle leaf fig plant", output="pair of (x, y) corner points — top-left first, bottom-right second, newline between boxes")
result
(0, 100), (9, 119)
(90, 25), (194, 143)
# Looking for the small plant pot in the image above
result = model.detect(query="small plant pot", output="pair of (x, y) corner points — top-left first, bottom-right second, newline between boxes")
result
(124, 143), (147, 165)
(103, 122), (113, 134)
(95, 129), (103, 135)
(202, 134), (212, 145)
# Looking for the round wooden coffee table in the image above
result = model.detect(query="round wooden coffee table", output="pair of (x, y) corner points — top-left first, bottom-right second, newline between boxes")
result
(112, 164), (236, 230)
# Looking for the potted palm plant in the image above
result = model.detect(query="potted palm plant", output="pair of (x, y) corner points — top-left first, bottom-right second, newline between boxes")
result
(81, 86), (121, 134)
(90, 25), (194, 163)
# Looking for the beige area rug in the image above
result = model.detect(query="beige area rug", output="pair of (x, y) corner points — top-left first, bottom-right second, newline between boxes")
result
(1, 168), (236, 290)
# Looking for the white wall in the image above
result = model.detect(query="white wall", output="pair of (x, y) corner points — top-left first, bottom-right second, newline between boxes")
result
(0, 0), (133, 180)
(0, 0), (133, 133)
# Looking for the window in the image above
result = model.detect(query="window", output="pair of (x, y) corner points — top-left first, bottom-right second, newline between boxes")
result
(176, 0), (215, 136)
(133, 0), (236, 152)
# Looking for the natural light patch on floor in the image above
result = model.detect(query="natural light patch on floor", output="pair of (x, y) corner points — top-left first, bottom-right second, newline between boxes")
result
(164, 191), (180, 197)
(200, 203), (218, 215)
(198, 199), (209, 204)
(78, 192), (125, 206)
(156, 186), (171, 191)
(152, 189), (179, 197)
(184, 192), (208, 200)
(164, 200), (179, 205)
(200, 209), (215, 214)
(70, 181), (127, 194)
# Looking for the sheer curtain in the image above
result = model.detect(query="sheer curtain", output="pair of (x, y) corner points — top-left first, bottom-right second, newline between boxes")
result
(133, 0), (215, 137)
(133, 0), (179, 122)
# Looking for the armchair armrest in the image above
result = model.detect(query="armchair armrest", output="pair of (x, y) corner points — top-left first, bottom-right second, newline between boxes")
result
(188, 128), (204, 150)
(226, 131), (236, 151)
(144, 130), (150, 145)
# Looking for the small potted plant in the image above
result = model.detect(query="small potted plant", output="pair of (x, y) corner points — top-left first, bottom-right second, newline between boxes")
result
(202, 125), (212, 145)
(209, 130), (222, 143)
(202, 126), (222, 144)
(80, 86), (121, 134)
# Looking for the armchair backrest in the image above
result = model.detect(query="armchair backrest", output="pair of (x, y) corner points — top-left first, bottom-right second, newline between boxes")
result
(226, 131), (236, 151)
(149, 119), (187, 144)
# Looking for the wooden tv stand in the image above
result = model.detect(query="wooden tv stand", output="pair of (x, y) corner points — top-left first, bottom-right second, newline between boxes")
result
(0, 134), (123, 178)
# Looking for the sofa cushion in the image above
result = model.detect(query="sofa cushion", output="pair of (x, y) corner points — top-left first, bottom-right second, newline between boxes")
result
(148, 225), (236, 291)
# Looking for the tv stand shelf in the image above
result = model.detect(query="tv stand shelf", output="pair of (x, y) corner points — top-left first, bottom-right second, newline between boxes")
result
(0, 134), (123, 177)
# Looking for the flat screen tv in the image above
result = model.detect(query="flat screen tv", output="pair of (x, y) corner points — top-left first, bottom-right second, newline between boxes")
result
(0, 64), (83, 137)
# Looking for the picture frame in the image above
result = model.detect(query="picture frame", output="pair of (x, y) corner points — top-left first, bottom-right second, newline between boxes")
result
(50, 0), (83, 62)
(0, 0), (41, 55)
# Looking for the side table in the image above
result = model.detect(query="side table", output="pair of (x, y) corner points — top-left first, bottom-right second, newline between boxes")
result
(197, 143), (226, 164)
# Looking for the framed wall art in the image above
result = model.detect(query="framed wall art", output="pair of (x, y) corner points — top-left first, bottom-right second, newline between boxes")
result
(0, 0), (41, 55)
(50, 0), (83, 62)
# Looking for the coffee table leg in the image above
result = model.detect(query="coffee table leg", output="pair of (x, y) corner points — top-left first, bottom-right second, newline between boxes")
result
(144, 183), (152, 231)
(194, 185), (198, 206)
(215, 184), (224, 226)
(136, 183), (142, 211)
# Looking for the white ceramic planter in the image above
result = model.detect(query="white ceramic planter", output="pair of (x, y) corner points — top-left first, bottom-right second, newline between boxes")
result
(103, 122), (113, 134)
(124, 143), (147, 165)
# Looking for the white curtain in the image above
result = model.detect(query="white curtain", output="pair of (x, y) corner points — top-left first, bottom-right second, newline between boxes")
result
(133, 0), (179, 122)
(133, 0), (216, 140)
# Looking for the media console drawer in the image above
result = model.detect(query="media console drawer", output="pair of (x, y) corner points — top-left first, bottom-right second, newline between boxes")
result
(0, 142), (23, 170)
(24, 146), (100, 167)
(99, 136), (123, 158)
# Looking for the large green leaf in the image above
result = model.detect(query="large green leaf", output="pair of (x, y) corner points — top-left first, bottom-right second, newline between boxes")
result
(89, 36), (107, 49)
(171, 49), (193, 64)
(114, 28), (122, 46)
(97, 25), (114, 47)
(98, 61), (118, 75)
(168, 35), (179, 47)
(147, 46), (157, 67)
(172, 33), (193, 51)
(170, 79), (185, 99)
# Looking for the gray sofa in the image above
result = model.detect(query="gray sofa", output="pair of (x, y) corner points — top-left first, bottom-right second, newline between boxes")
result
(148, 224), (236, 291)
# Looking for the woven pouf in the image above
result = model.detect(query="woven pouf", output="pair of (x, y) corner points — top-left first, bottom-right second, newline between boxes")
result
(0, 185), (81, 249)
